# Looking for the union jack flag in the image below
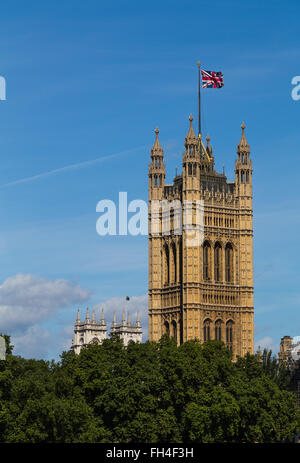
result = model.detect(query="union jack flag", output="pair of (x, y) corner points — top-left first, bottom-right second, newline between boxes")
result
(201, 69), (224, 88)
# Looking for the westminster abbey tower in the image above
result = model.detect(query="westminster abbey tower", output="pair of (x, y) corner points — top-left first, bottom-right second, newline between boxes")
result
(148, 116), (254, 357)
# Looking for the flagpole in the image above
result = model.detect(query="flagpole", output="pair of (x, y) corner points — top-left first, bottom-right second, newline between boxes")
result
(197, 61), (201, 136)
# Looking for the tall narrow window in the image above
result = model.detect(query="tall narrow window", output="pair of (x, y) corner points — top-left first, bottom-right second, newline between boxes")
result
(164, 321), (170, 336)
(171, 320), (177, 343)
(226, 321), (233, 350)
(203, 241), (210, 280)
(225, 243), (233, 283)
(214, 242), (221, 282)
(204, 319), (211, 341)
(215, 320), (222, 341)
(179, 241), (182, 283)
(164, 244), (170, 285)
(171, 242), (177, 283)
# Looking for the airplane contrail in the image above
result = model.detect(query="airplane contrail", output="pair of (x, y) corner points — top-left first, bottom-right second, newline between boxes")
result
(0, 145), (147, 188)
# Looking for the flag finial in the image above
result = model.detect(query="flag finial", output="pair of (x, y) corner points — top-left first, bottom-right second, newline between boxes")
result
(237, 122), (250, 153)
(151, 127), (163, 156)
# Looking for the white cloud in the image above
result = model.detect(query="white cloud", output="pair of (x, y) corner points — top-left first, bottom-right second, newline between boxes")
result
(0, 273), (90, 331)
(12, 325), (52, 359)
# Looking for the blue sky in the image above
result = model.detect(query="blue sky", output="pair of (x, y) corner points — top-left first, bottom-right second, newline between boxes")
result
(0, 0), (300, 359)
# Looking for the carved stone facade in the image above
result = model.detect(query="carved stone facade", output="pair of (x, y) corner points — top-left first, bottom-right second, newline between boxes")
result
(278, 336), (294, 363)
(71, 308), (142, 354)
(148, 116), (254, 358)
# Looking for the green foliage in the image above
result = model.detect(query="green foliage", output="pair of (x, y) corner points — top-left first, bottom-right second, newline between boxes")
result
(0, 336), (299, 443)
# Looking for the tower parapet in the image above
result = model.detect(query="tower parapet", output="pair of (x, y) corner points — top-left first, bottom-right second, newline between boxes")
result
(110, 311), (142, 346)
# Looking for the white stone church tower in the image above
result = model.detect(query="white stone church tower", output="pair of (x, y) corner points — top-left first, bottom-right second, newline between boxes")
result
(111, 311), (142, 347)
(71, 308), (142, 354)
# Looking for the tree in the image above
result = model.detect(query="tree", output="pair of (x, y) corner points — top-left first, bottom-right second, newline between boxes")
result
(0, 336), (299, 443)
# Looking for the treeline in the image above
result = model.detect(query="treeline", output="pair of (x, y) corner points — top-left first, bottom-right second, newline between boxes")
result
(0, 334), (299, 443)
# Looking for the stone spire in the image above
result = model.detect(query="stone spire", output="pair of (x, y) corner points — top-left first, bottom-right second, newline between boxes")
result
(205, 134), (214, 165)
(206, 134), (212, 155)
(206, 134), (210, 149)
(149, 127), (165, 197)
(151, 127), (164, 157)
(256, 345), (263, 364)
(127, 312), (130, 324)
(237, 122), (250, 153)
(85, 307), (90, 323)
(112, 312), (116, 327)
(92, 308), (95, 323)
(101, 308), (105, 325)
(184, 114), (198, 147)
(136, 311), (141, 328)
(122, 310), (126, 324)
(76, 309), (80, 324)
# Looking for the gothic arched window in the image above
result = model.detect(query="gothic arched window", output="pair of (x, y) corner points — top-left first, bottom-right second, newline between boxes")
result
(225, 243), (233, 283)
(164, 321), (170, 336)
(203, 241), (211, 281)
(203, 319), (211, 341)
(179, 240), (182, 283)
(226, 321), (233, 350)
(171, 242), (177, 284)
(214, 242), (222, 282)
(164, 244), (170, 285)
(215, 320), (222, 341)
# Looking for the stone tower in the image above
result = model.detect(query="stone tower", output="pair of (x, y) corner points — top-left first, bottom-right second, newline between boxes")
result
(71, 308), (143, 353)
(110, 311), (143, 346)
(278, 336), (294, 363)
(148, 116), (254, 358)
(72, 308), (107, 354)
